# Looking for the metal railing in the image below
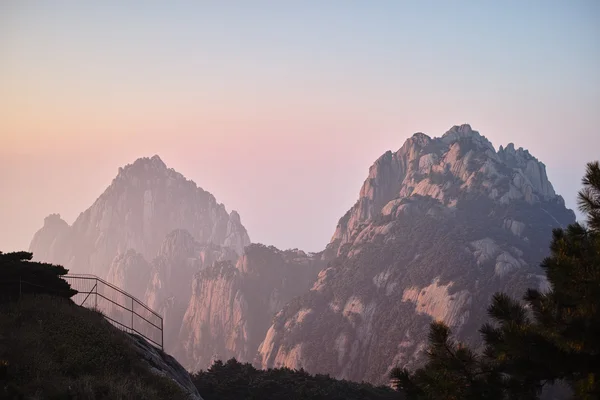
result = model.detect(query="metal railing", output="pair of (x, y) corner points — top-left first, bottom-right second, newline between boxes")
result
(64, 274), (163, 350)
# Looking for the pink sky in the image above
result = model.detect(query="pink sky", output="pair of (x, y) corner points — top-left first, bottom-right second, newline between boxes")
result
(1, 1), (598, 253)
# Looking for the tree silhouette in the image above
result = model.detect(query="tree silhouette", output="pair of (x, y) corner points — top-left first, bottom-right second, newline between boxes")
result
(578, 161), (600, 231)
(191, 358), (399, 400)
(0, 251), (76, 303)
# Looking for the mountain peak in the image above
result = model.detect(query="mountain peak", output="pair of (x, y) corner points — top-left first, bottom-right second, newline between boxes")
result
(135, 154), (166, 167)
(409, 132), (432, 147)
(109, 155), (201, 201)
(43, 213), (69, 227)
(440, 123), (494, 151)
(150, 154), (165, 163)
(498, 142), (535, 162)
(30, 154), (251, 276)
(330, 124), (572, 250)
(445, 123), (474, 135)
(229, 210), (241, 224)
(117, 155), (169, 178)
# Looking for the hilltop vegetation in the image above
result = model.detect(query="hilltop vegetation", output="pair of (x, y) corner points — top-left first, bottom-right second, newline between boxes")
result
(191, 358), (400, 400)
(0, 294), (187, 399)
(0, 251), (75, 303)
(0, 252), (188, 400)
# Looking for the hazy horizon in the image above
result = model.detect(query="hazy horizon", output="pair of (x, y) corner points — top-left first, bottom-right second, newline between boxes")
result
(2, 1), (599, 253)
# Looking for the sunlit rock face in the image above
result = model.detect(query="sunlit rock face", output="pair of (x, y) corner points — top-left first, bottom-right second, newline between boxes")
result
(176, 244), (325, 372)
(104, 228), (242, 353)
(106, 249), (151, 300)
(257, 125), (575, 384)
(29, 155), (250, 280)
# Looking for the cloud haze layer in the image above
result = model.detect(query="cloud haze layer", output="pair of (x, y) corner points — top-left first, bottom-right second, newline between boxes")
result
(1, 1), (599, 252)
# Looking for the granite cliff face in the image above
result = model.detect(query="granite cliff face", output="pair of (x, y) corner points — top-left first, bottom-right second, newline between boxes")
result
(177, 244), (325, 372)
(105, 229), (240, 352)
(29, 155), (250, 279)
(145, 230), (239, 351)
(106, 249), (151, 300)
(256, 125), (575, 384)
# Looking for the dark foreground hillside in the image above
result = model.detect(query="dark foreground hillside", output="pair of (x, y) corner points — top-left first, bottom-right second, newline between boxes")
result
(191, 358), (401, 400)
(0, 294), (192, 400)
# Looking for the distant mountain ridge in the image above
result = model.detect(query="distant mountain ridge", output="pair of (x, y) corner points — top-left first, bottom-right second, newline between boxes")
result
(28, 125), (576, 385)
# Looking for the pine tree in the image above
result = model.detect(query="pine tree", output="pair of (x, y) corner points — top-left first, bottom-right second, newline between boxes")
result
(390, 322), (506, 400)
(577, 161), (600, 232)
(0, 251), (77, 303)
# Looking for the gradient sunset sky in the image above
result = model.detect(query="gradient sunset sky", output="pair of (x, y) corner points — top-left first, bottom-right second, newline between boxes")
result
(1, 0), (599, 252)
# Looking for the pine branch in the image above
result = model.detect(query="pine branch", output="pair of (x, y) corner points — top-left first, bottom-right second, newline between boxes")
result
(488, 293), (528, 325)
(581, 161), (600, 189)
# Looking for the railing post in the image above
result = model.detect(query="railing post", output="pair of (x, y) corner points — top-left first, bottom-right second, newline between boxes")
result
(161, 317), (164, 350)
(131, 297), (134, 333)
(95, 280), (98, 309)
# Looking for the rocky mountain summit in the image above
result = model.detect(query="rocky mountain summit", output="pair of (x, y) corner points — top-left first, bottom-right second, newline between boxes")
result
(29, 155), (250, 279)
(330, 124), (564, 255)
(256, 124), (575, 384)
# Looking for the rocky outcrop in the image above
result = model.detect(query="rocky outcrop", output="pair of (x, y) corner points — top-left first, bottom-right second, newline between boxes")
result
(106, 249), (151, 300)
(105, 229), (239, 352)
(29, 155), (250, 279)
(257, 125), (575, 384)
(401, 278), (471, 327)
(127, 333), (203, 400)
(177, 244), (325, 372)
(497, 143), (556, 199)
(28, 214), (72, 266)
(144, 230), (239, 352)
